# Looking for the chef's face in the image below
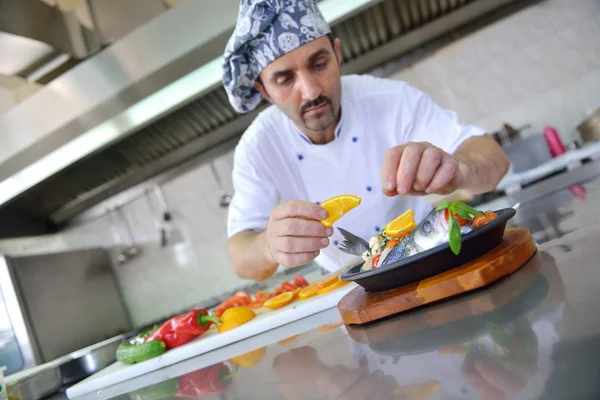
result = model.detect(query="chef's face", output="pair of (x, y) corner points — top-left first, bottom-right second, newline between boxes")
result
(256, 35), (343, 136)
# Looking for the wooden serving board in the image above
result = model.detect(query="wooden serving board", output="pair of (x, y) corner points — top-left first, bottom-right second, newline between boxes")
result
(338, 228), (536, 325)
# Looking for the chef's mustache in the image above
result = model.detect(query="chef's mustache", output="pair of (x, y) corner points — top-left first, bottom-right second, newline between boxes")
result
(300, 96), (331, 115)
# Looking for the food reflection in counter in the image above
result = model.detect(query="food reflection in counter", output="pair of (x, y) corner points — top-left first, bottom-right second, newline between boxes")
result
(342, 251), (566, 400)
(272, 345), (441, 400)
(129, 362), (236, 400)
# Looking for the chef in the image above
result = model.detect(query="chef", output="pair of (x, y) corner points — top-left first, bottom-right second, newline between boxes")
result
(222, 0), (509, 280)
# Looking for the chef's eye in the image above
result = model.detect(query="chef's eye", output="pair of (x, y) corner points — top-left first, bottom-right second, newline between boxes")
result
(422, 221), (432, 233)
(277, 77), (292, 86)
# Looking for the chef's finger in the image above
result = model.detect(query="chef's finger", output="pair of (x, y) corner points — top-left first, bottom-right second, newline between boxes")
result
(396, 144), (423, 195)
(275, 236), (329, 254)
(413, 147), (443, 192)
(277, 219), (333, 237)
(425, 156), (458, 194)
(474, 358), (526, 394)
(275, 250), (320, 267)
(274, 200), (328, 221)
(381, 146), (404, 196)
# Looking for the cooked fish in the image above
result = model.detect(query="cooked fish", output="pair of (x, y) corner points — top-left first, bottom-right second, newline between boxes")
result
(381, 208), (473, 267)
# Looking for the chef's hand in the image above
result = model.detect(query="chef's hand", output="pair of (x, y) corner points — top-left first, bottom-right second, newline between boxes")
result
(382, 142), (469, 196)
(323, 364), (399, 400)
(266, 200), (333, 267)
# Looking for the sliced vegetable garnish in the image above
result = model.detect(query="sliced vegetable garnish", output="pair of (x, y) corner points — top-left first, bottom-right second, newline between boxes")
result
(473, 211), (499, 228)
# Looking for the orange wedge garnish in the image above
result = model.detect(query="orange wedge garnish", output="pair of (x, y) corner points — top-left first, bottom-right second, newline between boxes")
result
(263, 292), (295, 309)
(298, 284), (320, 300)
(319, 195), (361, 228)
(384, 209), (417, 238)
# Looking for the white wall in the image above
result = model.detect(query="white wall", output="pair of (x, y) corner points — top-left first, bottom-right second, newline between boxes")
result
(389, 0), (600, 142)
(1, 0), (598, 328)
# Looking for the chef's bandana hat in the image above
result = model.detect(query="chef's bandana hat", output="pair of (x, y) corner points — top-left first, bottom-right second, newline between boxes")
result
(222, 0), (331, 114)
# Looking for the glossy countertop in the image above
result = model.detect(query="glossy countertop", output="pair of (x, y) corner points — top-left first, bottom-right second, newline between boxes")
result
(72, 163), (600, 400)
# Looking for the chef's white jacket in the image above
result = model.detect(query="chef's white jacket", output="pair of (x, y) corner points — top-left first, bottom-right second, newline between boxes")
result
(227, 74), (486, 272)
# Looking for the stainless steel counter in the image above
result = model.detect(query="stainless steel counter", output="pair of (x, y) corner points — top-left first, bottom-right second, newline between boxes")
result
(67, 170), (600, 400)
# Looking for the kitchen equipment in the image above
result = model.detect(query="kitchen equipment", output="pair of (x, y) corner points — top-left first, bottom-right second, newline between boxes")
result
(0, 249), (131, 375)
(209, 161), (232, 208)
(543, 126), (567, 158)
(66, 281), (355, 399)
(502, 134), (553, 173)
(110, 207), (140, 264)
(340, 208), (517, 292)
(5, 335), (123, 400)
(577, 107), (600, 143)
(338, 227), (536, 325)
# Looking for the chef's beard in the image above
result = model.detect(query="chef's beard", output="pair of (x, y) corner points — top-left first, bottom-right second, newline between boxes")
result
(300, 96), (337, 132)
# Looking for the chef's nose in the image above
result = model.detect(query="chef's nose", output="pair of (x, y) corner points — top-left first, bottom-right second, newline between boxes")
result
(297, 73), (322, 101)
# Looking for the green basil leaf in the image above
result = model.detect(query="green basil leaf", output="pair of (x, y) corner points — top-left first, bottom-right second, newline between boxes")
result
(453, 208), (473, 221)
(453, 201), (483, 217)
(448, 217), (462, 255)
(435, 200), (452, 211)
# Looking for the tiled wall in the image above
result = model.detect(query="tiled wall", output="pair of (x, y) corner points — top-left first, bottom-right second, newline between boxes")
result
(2, 0), (598, 328)
(388, 0), (600, 143)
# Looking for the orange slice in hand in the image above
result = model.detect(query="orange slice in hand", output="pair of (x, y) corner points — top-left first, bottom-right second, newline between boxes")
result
(384, 209), (417, 238)
(264, 292), (295, 309)
(319, 195), (361, 228)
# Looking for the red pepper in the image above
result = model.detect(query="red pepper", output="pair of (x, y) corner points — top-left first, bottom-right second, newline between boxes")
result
(145, 308), (220, 349)
(175, 363), (236, 398)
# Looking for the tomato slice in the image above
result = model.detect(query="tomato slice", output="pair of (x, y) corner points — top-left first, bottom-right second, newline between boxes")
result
(293, 274), (310, 288)
(248, 300), (264, 309)
(444, 209), (469, 226)
(233, 291), (251, 305)
(281, 282), (298, 292)
(372, 254), (381, 268)
(254, 291), (271, 302)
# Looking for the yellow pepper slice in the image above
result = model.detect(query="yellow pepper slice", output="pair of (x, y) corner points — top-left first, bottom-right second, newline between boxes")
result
(218, 306), (256, 333)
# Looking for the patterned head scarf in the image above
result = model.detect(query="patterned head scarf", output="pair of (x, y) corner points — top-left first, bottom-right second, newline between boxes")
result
(222, 0), (331, 114)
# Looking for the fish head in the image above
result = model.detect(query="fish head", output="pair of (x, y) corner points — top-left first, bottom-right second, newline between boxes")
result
(411, 209), (450, 252)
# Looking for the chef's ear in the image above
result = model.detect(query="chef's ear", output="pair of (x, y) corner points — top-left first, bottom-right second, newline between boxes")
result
(333, 37), (343, 65)
(254, 76), (273, 103)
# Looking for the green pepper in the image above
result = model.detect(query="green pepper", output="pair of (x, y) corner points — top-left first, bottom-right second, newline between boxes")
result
(116, 339), (167, 365)
(129, 378), (179, 400)
(116, 326), (166, 365)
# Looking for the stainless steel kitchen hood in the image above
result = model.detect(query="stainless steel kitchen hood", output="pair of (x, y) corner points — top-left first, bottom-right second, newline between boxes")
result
(0, 0), (541, 234)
